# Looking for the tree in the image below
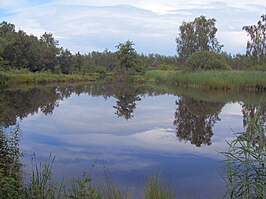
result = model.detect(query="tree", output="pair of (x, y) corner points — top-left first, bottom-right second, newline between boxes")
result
(39, 32), (59, 71)
(0, 21), (15, 36)
(116, 40), (138, 71)
(176, 16), (223, 59)
(58, 48), (74, 74)
(243, 14), (266, 64)
(185, 51), (230, 71)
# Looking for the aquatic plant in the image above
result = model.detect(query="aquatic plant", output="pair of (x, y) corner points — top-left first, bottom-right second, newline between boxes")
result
(145, 70), (266, 90)
(144, 176), (175, 199)
(0, 125), (23, 199)
(221, 112), (266, 198)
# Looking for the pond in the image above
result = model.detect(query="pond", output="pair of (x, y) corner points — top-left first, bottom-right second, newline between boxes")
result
(0, 80), (265, 198)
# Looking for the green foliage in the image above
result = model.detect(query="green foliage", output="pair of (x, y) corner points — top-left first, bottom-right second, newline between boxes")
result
(58, 48), (74, 74)
(0, 70), (96, 85)
(0, 125), (23, 199)
(157, 64), (175, 71)
(221, 113), (266, 198)
(243, 14), (266, 65)
(138, 53), (177, 71)
(65, 172), (101, 199)
(184, 51), (230, 71)
(116, 40), (139, 72)
(144, 176), (175, 199)
(26, 154), (57, 198)
(101, 179), (130, 199)
(0, 21), (15, 36)
(176, 16), (223, 59)
(145, 70), (266, 90)
(0, 72), (9, 84)
(26, 155), (101, 199)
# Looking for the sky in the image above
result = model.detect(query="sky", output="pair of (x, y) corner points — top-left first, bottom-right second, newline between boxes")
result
(0, 0), (266, 55)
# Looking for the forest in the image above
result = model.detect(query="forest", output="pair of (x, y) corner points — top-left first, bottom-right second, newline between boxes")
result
(0, 14), (266, 88)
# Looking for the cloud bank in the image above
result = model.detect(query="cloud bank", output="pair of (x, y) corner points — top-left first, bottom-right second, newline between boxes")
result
(1, 0), (266, 55)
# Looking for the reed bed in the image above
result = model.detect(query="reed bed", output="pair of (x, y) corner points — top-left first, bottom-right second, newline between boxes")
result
(0, 70), (97, 85)
(145, 70), (266, 90)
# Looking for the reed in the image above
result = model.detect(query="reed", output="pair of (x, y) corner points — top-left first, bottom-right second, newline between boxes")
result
(221, 112), (266, 198)
(27, 154), (102, 199)
(143, 176), (175, 199)
(145, 70), (266, 90)
(0, 70), (97, 85)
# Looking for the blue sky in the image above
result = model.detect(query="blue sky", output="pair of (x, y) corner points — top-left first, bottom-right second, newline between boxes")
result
(0, 0), (266, 55)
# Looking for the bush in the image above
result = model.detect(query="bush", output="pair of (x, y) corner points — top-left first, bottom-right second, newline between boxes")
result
(247, 64), (266, 71)
(185, 51), (230, 71)
(157, 64), (175, 71)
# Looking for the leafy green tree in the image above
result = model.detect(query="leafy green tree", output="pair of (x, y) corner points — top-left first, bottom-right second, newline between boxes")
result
(185, 51), (230, 71)
(176, 16), (223, 59)
(116, 40), (138, 71)
(0, 21), (15, 36)
(1, 30), (30, 69)
(39, 32), (59, 71)
(243, 14), (266, 64)
(58, 48), (74, 74)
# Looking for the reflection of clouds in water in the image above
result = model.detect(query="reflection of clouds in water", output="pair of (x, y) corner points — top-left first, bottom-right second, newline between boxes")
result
(21, 125), (234, 173)
(213, 103), (244, 141)
(18, 94), (245, 197)
(221, 103), (242, 116)
(19, 94), (245, 174)
(22, 94), (176, 135)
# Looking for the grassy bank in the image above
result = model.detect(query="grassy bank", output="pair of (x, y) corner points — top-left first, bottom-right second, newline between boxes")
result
(0, 70), (99, 85)
(145, 70), (266, 90)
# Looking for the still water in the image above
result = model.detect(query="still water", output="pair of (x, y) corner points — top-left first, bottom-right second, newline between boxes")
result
(1, 81), (265, 198)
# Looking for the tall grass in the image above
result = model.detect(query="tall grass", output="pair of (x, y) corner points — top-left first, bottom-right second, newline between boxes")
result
(144, 176), (175, 199)
(145, 70), (266, 90)
(221, 112), (266, 198)
(0, 69), (98, 85)
(0, 125), (23, 199)
(25, 154), (101, 199)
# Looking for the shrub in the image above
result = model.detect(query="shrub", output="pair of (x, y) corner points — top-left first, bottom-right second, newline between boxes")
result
(185, 51), (230, 71)
(157, 64), (175, 71)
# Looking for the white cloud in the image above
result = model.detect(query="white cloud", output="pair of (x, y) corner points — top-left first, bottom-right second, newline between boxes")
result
(1, 0), (266, 54)
(218, 31), (247, 54)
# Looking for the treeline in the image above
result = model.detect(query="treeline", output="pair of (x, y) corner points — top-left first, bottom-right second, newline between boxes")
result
(0, 21), (176, 74)
(175, 14), (266, 71)
(1, 14), (266, 75)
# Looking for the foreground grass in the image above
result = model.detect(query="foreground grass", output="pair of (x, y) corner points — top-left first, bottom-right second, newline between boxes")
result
(221, 112), (266, 198)
(145, 70), (266, 90)
(0, 70), (99, 85)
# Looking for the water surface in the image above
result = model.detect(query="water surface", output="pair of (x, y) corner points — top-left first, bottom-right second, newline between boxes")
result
(1, 82), (265, 198)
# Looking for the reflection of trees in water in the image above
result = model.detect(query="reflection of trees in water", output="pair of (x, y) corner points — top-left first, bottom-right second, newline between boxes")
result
(0, 88), (61, 127)
(241, 103), (266, 147)
(111, 78), (142, 120)
(241, 103), (266, 128)
(0, 81), (151, 127)
(173, 97), (224, 147)
(113, 94), (141, 120)
(222, 112), (266, 198)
